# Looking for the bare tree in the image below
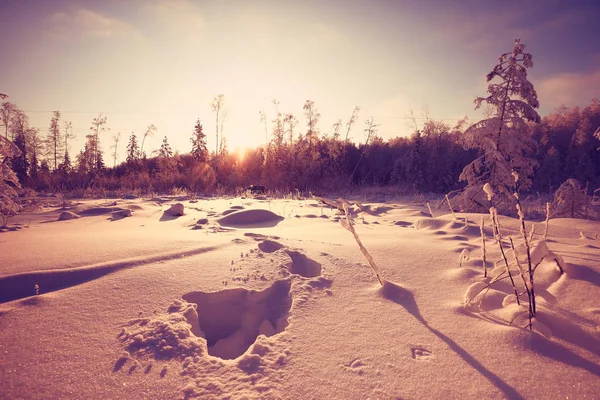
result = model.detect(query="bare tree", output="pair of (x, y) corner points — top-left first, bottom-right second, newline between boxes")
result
(210, 94), (226, 154)
(349, 117), (380, 184)
(332, 119), (342, 140)
(284, 113), (297, 144)
(406, 109), (420, 133)
(303, 100), (320, 146)
(345, 106), (360, 141)
(88, 114), (109, 169)
(63, 121), (74, 153)
(259, 110), (268, 143)
(140, 124), (156, 158)
(0, 102), (18, 139)
(110, 132), (122, 168)
(219, 108), (227, 154)
(271, 100), (284, 147)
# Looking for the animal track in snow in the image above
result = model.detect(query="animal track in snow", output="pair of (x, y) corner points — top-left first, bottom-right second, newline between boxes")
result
(410, 346), (433, 361)
(283, 250), (322, 278)
(341, 358), (366, 375)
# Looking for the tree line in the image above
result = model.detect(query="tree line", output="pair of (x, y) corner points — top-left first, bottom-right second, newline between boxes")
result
(1, 98), (599, 197)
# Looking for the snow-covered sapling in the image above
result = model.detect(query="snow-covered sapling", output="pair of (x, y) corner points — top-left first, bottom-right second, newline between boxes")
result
(0, 136), (22, 227)
(458, 40), (540, 213)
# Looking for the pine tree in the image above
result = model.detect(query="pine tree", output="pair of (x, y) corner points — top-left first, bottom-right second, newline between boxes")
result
(407, 130), (426, 191)
(159, 136), (173, 158)
(458, 39), (540, 211)
(60, 149), (72, 174)
(11, 130), (28, 185)
(126, 133), (140, 164)
(46, 110), (63, 170)
(191, 119), (208, 162)
(29, 149), (39, 185)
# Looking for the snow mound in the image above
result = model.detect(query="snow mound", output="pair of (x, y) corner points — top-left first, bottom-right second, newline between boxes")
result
(414, 218), (450, 231)
(58, 211), (80, 221)
(217, 209), (284, 228)
(182, 279), (291, 360)
(119, 300), (207, 359)
(165, 203), (184, 216)
(111, 209), (132, 220)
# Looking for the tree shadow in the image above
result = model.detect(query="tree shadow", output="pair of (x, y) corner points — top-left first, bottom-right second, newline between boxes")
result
(380, 280), (524, 400)
(528, 335), (600, 377)
(563, 262), (600, 286)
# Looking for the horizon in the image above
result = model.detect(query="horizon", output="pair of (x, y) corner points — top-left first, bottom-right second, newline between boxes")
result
(1, 0), (599, 162)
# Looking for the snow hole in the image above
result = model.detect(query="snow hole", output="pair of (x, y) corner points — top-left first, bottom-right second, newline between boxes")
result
(284, 250), (322, 278)
(182, 280), (291, 360)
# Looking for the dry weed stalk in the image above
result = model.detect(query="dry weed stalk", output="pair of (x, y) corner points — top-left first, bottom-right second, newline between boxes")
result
(426, 202), (435, 218)
(483, 183), (521, 306)
(340, 201), (383, 285)
(508, 238), (531, 307)
(480, 218), (487, 278)
(512, 170), (537, 329)
(490, 206), (521, 306)
(543, 202), (550, 240)
(528, 224), (536, 242)
(446, 194), (458, 219)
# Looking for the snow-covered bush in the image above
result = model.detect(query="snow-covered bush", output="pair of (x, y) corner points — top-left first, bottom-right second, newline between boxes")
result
(0, 135), (22, 226)
(552, 178), (592, 219)
(457, 40), (540, 213)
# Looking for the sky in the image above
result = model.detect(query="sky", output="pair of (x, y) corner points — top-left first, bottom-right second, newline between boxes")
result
(1, 0), (599, 164)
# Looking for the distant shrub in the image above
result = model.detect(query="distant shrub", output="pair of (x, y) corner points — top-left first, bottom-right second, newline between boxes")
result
(552, 179), (592, 219)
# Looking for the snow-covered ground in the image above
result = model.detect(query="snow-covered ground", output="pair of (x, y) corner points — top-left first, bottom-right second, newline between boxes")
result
(1, 196), (598, 399)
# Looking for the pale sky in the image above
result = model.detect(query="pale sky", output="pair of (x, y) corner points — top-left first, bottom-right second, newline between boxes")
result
(1, 0), (599, 163)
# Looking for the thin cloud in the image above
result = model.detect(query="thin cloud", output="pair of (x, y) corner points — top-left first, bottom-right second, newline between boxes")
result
(49, 8), (137, 39)
(143, 0), (205, 43)
(537, 68), (600, 110)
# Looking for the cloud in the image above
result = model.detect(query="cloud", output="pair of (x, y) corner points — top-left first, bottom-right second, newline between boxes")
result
(143, 0), (205, 42)
(537, 69), (600, 111)
(422, 5), (534, 53)
(49, 8), (136, 39)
